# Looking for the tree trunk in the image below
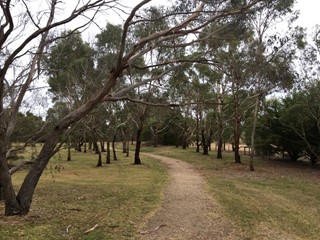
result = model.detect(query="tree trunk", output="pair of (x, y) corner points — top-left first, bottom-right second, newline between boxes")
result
(112, 135), (117, 161)
(0, 156), (20, 215)
(196, 113), (200, 153)
(233, 77), (241, 164)
(126, 141), (129, 157)
(100, 141), (106, 152)
(122, 140), (127, 153)
(83, 132), (87, 153)
(15, 129), (63, 215)
(234, 132), (241, 164)
(250, 96), (260, 171)
(94, 141), (102, 167)
(134, 128), (142, 165)
(217, 137), (223, 159)
(0, 183), (3, 201)
(67, 134), (71, 161)
(106, 141), (110, 164)
(201, 129), (209, 155)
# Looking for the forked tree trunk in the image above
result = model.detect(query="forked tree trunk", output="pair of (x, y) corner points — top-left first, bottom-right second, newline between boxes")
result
(100, 141), (106, 152)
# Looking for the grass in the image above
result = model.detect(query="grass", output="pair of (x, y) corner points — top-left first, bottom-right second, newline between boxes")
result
(2, 144), (320, 239)
(0, 147), (168, 240)
(143, 146), (320, 240)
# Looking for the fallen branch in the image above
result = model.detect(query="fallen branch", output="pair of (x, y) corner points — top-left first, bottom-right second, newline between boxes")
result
(84, 224), (99, 234)
(139, 224), (167, 235)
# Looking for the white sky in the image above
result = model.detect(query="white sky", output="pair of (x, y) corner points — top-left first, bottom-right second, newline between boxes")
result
(295, 0), (319, 31)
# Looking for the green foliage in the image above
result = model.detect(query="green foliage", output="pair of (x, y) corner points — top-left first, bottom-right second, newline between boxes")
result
(44, 31), (95, 103)
(11, 111), (45, 143)
(254, 83), (320, 163)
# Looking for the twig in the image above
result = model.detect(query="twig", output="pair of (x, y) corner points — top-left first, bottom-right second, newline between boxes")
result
(84, 224), (99, 234)
(139, 224), (167, 235)
(66, 225), (71, 234)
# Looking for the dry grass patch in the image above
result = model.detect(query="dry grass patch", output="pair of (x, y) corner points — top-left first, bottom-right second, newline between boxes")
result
(0, 148), (168, 240)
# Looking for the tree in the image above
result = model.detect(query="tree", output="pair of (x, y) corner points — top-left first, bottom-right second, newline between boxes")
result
(0, 0), (264, 216)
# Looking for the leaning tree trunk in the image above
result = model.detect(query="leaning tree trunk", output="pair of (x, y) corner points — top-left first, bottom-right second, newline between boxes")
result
(15, 129), (63, 215)
(134, 128), (142, 165)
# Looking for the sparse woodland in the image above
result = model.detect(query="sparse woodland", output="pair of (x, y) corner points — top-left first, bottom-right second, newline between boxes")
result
(0, 0), (319, 218)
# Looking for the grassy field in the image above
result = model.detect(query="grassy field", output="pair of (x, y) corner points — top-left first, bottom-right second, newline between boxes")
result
(145, 146), (320, 240)
(1, 145), (320, 239)
(0, 147), (168, 240)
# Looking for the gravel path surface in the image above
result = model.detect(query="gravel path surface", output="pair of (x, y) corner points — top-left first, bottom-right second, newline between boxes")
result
(139, 153), (236, 240)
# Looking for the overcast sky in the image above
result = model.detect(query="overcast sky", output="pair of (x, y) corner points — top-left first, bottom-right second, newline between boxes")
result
(295, 0), (319, 31)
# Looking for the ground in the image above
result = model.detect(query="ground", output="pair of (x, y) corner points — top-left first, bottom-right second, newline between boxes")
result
(139, 153), (237, 240)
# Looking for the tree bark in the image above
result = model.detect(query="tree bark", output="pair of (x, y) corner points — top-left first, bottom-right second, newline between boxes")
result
(233, 77), (241, 164)
(122, 140), (127, 153)
(134, 128), (142, 165)
(112, 135), (117, 161)
(67, 134), (71, 161)
(126, 141), (129, 157)
(100, 141), (106, 152)
(106, 141), (110, 164)
(201, 128), (209, 155)
(250, 96), (260, 171)
(217, 137), (223, 159)
(196, 112), (200, 153)
(16, 129), (63, 215)
(94, 141), (102, 167)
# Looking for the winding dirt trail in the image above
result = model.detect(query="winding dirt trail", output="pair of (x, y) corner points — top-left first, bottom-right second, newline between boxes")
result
(139, 153), (236, 240)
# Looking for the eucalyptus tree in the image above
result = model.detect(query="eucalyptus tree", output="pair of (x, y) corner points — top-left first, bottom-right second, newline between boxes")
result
(0, 0), (115, 215)
(245, 0), (298, 170)
(0, 0), (264, 216)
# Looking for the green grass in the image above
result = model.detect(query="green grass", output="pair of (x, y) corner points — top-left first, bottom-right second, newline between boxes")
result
(143, 146), (320, 240)
(0, 148), (168, 240)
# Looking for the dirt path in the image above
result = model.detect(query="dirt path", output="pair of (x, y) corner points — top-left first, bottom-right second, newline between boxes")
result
(139, 153), (236, 240)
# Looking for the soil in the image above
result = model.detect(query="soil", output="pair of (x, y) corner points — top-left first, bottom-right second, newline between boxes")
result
(139, 153), (237, 240)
